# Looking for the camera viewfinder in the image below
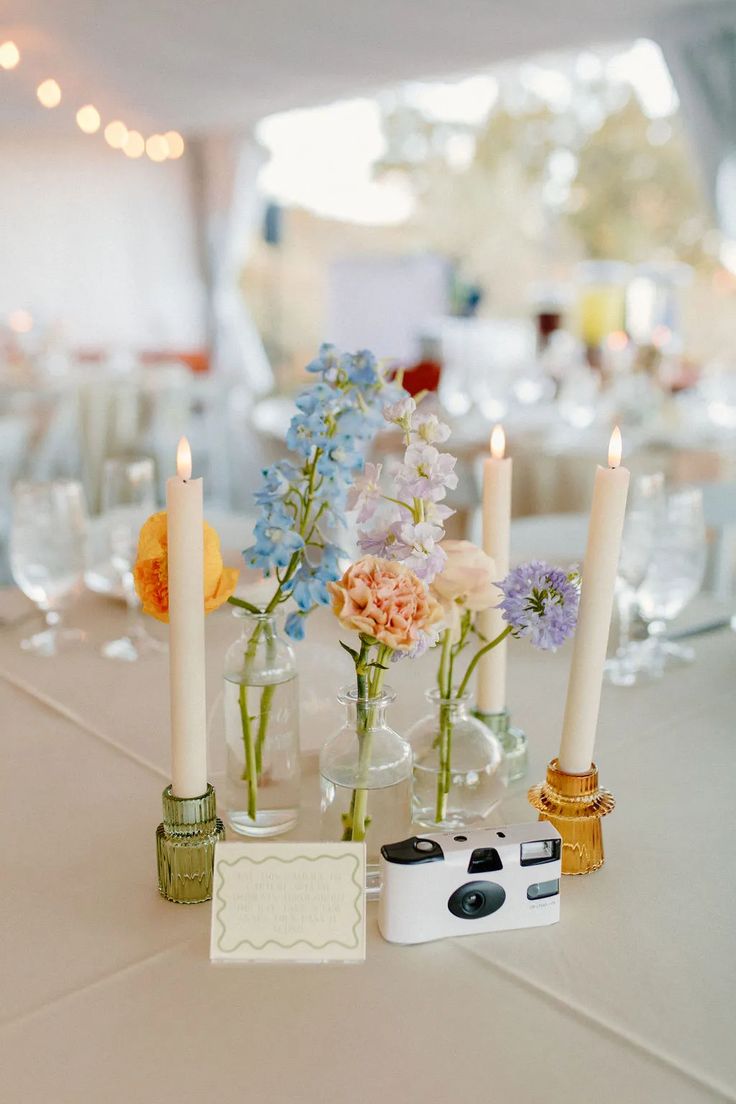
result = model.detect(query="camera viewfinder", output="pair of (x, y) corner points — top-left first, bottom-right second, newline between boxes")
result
(467, 847), (503, 874)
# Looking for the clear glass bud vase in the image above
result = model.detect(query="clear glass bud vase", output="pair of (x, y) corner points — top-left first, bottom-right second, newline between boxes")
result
(320, 687), (412, 898)
(223, 609), (300, 837)
(408, 689), (507, 830)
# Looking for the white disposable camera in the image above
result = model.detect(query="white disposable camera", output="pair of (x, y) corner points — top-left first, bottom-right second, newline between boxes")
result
(378, 823), (562, 944)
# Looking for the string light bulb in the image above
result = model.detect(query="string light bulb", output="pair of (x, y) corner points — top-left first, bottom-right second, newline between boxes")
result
(145, 134), (168, 162)
(0, 41), (20, 69)
(104, 120), (128, 149)
(37, 79), (61, 108)
(76, 104), (100, 134)
(122, 130), (144, 158)
(164, 131), (185, 159)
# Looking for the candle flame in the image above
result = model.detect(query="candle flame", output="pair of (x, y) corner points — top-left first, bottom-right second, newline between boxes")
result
(608, 425), (623, 468)
(490, 424), (506, 460)
(176, 436), (192, 480)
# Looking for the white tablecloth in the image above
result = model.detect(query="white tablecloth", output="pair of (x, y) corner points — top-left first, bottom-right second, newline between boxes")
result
(1, 580), (734, 1103)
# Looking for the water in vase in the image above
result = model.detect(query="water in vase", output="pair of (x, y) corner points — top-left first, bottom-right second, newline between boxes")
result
(224, 673), (300, 837)
(320, 774), (412, 898)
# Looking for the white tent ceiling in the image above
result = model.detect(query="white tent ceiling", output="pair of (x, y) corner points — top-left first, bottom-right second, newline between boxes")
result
(0, 0), (723, 134)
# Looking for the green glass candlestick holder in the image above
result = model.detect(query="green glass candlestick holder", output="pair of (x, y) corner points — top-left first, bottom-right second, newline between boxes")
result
(473, 708), (528, 782)
(156, 783), (225, 904)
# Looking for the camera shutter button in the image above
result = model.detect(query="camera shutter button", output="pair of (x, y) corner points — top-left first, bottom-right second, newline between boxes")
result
(415, 840), (435, 852)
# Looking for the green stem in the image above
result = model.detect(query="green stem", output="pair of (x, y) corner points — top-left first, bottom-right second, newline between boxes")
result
(238, 617), (267, 820)
(228, 596), (262, 613)
(435, 629), (454, 823)
(436, 701), (453, 823)
(255, 681), (275, 776)
(239, 683), (258, 821)
(456, 626), (513, 699)
(344, 641), (391, 843)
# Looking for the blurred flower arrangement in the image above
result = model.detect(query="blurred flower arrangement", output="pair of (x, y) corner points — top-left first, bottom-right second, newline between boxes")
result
(227, 345), (405, 819)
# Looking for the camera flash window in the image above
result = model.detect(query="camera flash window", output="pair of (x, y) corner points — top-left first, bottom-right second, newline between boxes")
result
(520, 839), (561, 867)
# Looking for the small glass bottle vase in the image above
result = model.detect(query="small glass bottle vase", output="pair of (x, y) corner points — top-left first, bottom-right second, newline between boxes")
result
(320, 687), (412, 899)
(409, 690), (508, 830)
(223, 609), (300, 837)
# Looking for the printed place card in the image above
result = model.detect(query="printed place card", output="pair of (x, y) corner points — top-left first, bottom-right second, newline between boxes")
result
(210, 841), (366, 963)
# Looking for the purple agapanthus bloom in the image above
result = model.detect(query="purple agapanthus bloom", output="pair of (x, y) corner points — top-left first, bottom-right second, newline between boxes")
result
(496, 561), (580, 651)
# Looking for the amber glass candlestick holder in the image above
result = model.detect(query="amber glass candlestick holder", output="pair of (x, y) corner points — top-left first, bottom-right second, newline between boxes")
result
(527, 758), (614, 875)
(156, 783), (225, 903)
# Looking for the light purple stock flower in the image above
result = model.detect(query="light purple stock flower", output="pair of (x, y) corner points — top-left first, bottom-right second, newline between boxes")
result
(497, 561), (580, 651)
(383, 396), (416, 425)
(411, 413), (451, 445)
(357, 502), (403, 557)
(396, 521), (446, 582)
(346, 462), (383, 522)
(398, 443), (458, 501)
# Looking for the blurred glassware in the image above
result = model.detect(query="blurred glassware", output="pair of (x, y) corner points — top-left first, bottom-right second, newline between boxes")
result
(557, 362), (601, 429)
(604, 473), (665, 687)
(625, 263), (691, 348)
(609, 368), (664, 433)
(540, 330), (584, 395)
(636, 488), (707, 674)
(528, 282), (570, 353)
(700, 363), (736, 431)
(511, 359), (556, 407)
(575, 260), (630, 351)
(439, 317), (535, 419)
(99, 456), (163, 662)
(10, 480), (87, 655)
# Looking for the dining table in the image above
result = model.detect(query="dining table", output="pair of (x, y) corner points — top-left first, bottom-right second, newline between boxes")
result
(1, 558), (734, 1103)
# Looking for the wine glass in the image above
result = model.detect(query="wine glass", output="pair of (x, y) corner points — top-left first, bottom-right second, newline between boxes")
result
(99, 456), (163, 661)
(605, 473), (665, 686)
(10, 480), (87, 655)
(636, 488), (707, 675)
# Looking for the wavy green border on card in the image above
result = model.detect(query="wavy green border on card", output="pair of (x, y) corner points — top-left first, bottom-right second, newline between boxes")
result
(214, 853), (364, 953)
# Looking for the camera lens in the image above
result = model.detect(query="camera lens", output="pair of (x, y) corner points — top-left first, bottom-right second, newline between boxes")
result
(448, 880), (506, 919)
(462, 891), (485, 915)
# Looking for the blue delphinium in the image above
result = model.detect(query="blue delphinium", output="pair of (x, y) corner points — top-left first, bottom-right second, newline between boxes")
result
(232, 344), (408, 640)
(496, 561), (580, 651)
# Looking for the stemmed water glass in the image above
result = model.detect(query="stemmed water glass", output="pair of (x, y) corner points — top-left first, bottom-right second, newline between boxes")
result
(636, 488), (707, 675)
(100, 456), (163, 661)
(605, 473), (665, 686)
(10, 480), (88, 655)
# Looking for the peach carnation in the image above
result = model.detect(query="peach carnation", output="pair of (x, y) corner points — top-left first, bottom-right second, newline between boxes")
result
(328, 555), (442, 652)
(133, 511), (239, 623)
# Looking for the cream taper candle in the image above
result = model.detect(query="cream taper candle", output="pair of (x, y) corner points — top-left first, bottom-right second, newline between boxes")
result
(166, 437), (208, 797)
(558, 427), (630, 773)
(477, 424), (512, 713)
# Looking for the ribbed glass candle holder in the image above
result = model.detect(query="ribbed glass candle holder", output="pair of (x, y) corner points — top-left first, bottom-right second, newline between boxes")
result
(156, 784), (225, 904)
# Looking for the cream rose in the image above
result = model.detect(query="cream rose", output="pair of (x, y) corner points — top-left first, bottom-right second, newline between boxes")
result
(328, 555), (442, 652)
(430, 539), (496, 638)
